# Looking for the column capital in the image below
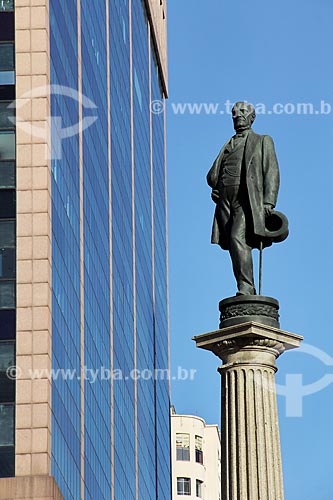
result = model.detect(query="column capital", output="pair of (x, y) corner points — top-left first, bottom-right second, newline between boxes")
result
(193, 321), (303, 368)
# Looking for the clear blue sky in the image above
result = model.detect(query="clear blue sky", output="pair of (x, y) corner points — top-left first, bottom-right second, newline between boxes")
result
(168, 1), (333, 498)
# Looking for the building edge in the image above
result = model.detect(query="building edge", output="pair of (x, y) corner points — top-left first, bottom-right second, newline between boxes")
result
(0, 476), (64, 499)
(144, 0), (168, 96)
(15, 0), (53, 478)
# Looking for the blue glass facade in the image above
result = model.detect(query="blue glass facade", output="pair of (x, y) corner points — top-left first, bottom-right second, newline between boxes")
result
(151, 47), (171, 500)
(109, 0), (136, 498)
(50, 1), (81, 498)
(49, 0), (170, 498)
(132, 2), (155, 499)
(81, 1), (112, 499)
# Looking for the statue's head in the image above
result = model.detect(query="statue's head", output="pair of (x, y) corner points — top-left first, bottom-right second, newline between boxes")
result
(232, 101), (256, 133)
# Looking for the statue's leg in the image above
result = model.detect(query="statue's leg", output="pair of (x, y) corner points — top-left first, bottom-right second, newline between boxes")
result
(229, 199), (256, 295)
(215, 192), (231, 247)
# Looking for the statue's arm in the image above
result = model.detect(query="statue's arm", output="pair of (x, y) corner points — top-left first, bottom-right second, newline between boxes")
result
(262, 135), (280, 208)
(207, 148), (223, 189)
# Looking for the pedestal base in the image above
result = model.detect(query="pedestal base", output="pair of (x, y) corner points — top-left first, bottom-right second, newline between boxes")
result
(219, 295), (280, 329)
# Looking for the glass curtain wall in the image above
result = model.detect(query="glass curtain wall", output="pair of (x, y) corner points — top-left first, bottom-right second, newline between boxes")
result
(50, 1), (81, 498)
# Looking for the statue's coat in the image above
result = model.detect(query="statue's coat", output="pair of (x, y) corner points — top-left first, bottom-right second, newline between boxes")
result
(207, 129), (280, 250)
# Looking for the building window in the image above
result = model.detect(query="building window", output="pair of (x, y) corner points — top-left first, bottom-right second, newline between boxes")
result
(0, 245), (15, 279)
(0, 43), (14, 71)
(0, 189), (15, 218)
(0, 341), (14, 371)
(0, 0), (14, 11)
(0, 102), (14, 129)
(0, 310), (15, 340)
(195, 435), (203, 464)
(0, 11), (14, 42)
(0, 341), (15, 403)
(0, 131), (15, 160)
(176, 433), (190, 461)
(0, 402), (14, 477)
(177, 477), (191, 496)
(0, 368), (13, 403)
(0, 72), (14, 85)
(0, 280), (15, 308)
(196, 479), (203, 498)
(0, 220), (15, 247)
(0, 161), (15, 188)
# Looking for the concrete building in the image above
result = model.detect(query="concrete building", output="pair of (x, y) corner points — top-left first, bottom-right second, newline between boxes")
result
(171, 409), (221, 500)
(0, 0), (170, 499)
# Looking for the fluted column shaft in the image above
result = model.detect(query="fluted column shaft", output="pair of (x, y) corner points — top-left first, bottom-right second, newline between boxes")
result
(219, 341), (284, 500)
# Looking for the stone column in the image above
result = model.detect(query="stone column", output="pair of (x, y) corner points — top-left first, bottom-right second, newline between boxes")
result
(193, 297), (302, 500)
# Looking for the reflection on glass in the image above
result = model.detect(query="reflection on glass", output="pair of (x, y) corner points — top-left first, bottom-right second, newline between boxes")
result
(0, 72), (14, 85)
(0, 342), (14, 371)
(0, 44), (14, 71)
(0, 103), (14, 129)
(0, 281), (15, 308)
(0, 248), (14, 278)
(0, 220), (15, 247)
(0, 161), (15, 188)
(0, 132), (15, 160)
(0, 404), (14, 446)
(0, 0), (14, 11)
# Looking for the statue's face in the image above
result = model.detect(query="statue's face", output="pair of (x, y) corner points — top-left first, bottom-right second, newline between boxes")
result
(232, 102), (255, 132)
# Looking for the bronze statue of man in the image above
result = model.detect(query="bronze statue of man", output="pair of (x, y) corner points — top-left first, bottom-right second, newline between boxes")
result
(207, 101), (280, 295)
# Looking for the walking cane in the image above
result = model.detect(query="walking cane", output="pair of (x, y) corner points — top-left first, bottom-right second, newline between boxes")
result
(259, 240), (263, 295)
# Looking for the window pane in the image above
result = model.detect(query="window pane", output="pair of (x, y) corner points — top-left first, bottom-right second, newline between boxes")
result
(0, 281), (15, 308)
(195, 435), (203, 464)
(177, 478), (191, 496)
(176, 447), (190, 461)
(0, 446), (14, 477)
(0, 12), (14, 41)
(0, 342), (15, 402)
(0, 102), (14, 129)
(0, 220), (14, 247)
(0, 44), (14, 71)
(0, 373), (14, 402)
(196, 480), (203, 497)
(0, 161), (15, 188)
(0, 342), (14, 370)
(0, 85), (15, 100)
(0, 72), (14, 85)
(0, 404), (14, 445)
(196, 449), (203, 464)
(0, 131), (15, 160)
(177, 433), (190, 447)
(0, 247), (15, 278)
(176, 433), (190, 461)
(0, 309), (15, 339)
(195, 436), (203, 451)
(0, 190), (15, 217)
(0, 0), (14, 12)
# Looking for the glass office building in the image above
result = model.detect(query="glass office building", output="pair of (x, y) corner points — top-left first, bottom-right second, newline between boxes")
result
(0, 1), (170, 499)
